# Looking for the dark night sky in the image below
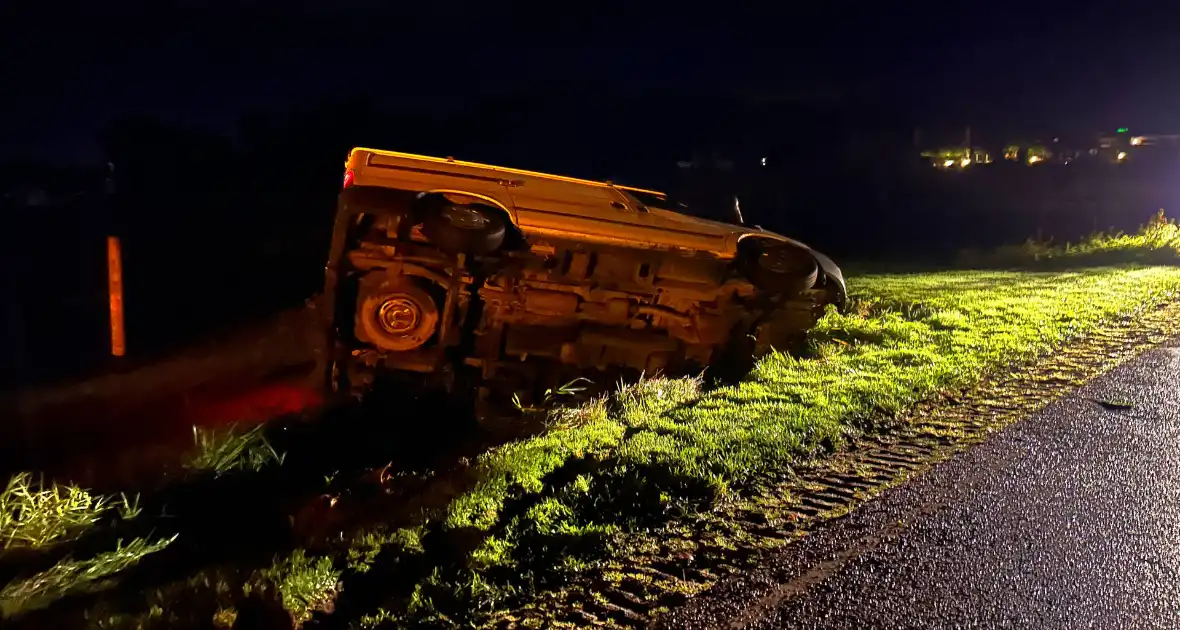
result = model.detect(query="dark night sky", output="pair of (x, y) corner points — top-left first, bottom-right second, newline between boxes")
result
(4, 2), (1180, 163)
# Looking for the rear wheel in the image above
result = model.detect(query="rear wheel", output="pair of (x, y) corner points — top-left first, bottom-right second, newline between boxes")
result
(422, 204), (506, 255)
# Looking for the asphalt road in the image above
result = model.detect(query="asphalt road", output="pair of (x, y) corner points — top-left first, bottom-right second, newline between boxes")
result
(660, 340), (1180, 630)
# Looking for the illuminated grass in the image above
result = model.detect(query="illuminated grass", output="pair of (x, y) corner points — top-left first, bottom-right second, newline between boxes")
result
(960, 210), (1180, 267)
(0, 472), (170, 620)
(249, 549), (341, 627)
(451, 268), (1180, 527)
(357, 265), (1180, 624)
(0, 473), (110, 550)
(186, 423), (286, 475)
(0, 535), (177, 618)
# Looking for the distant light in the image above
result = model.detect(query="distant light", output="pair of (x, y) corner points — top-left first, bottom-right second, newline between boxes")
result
(1053, 137), (1060, 143)
(960, 157), (971, 167)
(1130, 136), (1144, 146)
(761, 157), (767, 166)
(1028, 155), (1042, 164)
(944, 159), (956, 167)
(1117, 151), (1127, 161)
(1117, 127), (1129, 133)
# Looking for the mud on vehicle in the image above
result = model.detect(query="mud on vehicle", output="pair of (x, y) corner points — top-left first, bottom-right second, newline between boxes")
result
(320, 148), (846, 411)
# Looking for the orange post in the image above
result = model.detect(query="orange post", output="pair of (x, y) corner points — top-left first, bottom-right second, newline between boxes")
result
(107, 236), (126, 357)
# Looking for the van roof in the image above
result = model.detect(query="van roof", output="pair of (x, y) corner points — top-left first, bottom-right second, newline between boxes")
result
(351, 147), (667, 198)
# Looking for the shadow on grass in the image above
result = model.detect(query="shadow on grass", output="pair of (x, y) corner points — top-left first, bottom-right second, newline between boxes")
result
(318, 448), (717, 629)
(1, 378), (500, 629)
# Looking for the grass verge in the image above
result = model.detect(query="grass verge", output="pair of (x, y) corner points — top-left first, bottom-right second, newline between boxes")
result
(958, 209), (1180, 267)
(10, 261), (1180, 627)
(345, 266), (1180, 626)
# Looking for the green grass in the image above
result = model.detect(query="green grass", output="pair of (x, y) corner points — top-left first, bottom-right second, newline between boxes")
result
(0, 473), (171, 619)
(249, 549), (341, 627)
(348, 265), (1180, 625)
(959, 210), (1180, 267)
(449, 269), (1180, 529)
(0, 535), (178, 618)
(12, 219), (1180, 627)
(0, 473), (139, 551)
(186, 423), (286, 475)
(0, 422), (283, 622)
(0, 473), (111, 550)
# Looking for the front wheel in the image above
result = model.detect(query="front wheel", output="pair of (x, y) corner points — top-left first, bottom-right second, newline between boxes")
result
(741, 245), (819, 295)
(421, 204), (506, 255)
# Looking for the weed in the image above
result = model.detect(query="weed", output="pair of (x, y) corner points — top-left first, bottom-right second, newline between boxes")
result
(544, 377), (594, 402)
(345, 526), (425, 573)
(513, 377), (596, 415)
(115, 493), (142, 521)
(0, 534), (177, 617)
(211, 607), (237, 628)
(0, 473), (109, 550)
(186, 423), (286, 475)
(254, 549), (341, 627)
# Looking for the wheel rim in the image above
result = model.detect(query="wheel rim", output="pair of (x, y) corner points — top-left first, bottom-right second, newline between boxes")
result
(377, 297), (421, 334)
(441, 205), (490, 230)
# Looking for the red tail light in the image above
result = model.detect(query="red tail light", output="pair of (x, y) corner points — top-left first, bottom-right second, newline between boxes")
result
(342, 169), (355, 188)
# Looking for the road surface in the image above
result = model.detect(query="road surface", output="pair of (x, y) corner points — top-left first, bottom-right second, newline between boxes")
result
(660, 339), (1180, 629)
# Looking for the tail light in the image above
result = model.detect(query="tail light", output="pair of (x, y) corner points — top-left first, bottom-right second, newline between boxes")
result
(342, 169), (355, 188)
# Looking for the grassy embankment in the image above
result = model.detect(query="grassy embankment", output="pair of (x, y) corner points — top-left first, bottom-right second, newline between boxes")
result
(2, 215), (1178, 627)
(345, 214), (1180, 626)
(0, 426), (283, 620)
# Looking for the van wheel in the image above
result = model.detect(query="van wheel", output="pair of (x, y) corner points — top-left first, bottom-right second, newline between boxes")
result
(422, 204), (506, 255)
(743, 246), (818, 295)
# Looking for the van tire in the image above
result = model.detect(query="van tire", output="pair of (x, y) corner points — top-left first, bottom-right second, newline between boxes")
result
(742, 246), (819, 295)
(421, 204), (506, 255)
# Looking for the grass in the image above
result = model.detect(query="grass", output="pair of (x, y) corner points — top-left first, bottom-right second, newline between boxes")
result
(249, 549), (341, 627)
(0, 421), (286, 622)
(186, 423), (286, 475)
(0, 472), (173, 619)
(958, 210), (1180, 267)
(344, 265), (1180, 625)
(9, 218), (1180, 627)
(0, 535), (178, 618)
(0, 473), (111, 551)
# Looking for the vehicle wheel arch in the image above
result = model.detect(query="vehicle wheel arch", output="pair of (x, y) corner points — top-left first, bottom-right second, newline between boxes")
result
(415, 189), (526, 250)
(735, 235), (819, 295)
(735, 232), (811, 252)
(736, 235), (846, 308)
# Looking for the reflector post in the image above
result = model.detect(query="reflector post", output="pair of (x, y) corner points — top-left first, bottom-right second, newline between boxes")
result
(107, 236), (125, 357)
